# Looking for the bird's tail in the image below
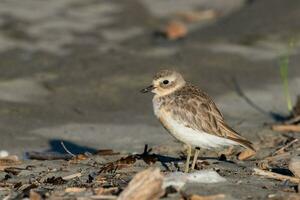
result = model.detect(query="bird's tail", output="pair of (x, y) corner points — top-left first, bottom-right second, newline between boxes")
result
(228, 137), (256, 152)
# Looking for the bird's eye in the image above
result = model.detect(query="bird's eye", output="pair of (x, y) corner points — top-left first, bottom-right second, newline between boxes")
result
(163, 80), (169, 84)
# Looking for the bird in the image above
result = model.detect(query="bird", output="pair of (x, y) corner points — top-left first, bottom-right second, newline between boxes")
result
(141, 69), (255, 173)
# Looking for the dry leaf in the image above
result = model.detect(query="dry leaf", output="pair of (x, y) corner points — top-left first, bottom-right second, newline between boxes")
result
(117, 168), (164, 200)
(164, 21), (187, 40)
(237, 149), (256, 160)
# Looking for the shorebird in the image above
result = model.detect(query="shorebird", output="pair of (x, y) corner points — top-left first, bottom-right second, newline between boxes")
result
(141, 69), (255, 173)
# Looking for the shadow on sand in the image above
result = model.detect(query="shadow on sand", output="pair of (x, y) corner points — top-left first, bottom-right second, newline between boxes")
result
(232, 77), (288, 122)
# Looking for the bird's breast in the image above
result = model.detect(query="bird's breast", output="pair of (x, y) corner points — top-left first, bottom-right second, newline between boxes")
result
(152, 96), (163, 118)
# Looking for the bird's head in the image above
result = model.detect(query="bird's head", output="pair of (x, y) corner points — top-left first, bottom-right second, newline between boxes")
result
(141, 69), (186, 96)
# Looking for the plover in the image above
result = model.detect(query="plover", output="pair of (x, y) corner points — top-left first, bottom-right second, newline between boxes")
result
(141, 69), (255, 173)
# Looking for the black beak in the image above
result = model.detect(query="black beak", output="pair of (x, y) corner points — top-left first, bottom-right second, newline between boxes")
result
(140, 85), (155, 93)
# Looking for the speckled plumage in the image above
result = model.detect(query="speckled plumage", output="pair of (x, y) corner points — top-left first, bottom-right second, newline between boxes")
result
(153, 83), (254, 150)
(142, 69), (255, 172)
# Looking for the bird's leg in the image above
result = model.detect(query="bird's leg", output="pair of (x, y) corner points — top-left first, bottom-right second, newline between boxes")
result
(191, 148), (200, 170)
(184, 145), (192, 173)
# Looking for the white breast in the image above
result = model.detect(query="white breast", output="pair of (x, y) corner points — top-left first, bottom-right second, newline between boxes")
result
(152, 96), (162, 117)
(160, 112), (238, 149)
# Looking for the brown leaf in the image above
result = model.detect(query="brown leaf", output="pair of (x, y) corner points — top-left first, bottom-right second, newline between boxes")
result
(237, 149), (256, 160)
(117, 168), (164, 200)
(164, 21), (187, 40)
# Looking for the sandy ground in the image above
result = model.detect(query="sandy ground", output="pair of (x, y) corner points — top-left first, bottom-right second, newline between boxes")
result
(0, 0), (300, 199)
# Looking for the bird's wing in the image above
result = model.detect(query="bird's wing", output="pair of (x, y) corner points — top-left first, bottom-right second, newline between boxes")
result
(164, 89), (255, 151)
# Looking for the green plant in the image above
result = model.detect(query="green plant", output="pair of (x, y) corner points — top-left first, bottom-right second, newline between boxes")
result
(279, 40), (294, 112)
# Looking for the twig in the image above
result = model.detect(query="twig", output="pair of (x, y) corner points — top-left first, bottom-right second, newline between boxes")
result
(284, 115), (300, 125)
(264, 152), (292, 162)
(26, 152), (72, 160)
(272, 124), (300, 132)
(253, 168), (300, 184)
(61, 141), (76, 157)
(272, 138), (298, 156)
(62, 172), (82, 180)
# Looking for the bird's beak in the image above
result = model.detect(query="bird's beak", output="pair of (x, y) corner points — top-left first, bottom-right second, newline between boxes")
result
(140, 85), (155, 93)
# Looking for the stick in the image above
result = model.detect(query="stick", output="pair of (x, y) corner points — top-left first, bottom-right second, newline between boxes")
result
(26, 152), (72, 160)
(272, 138), (298, 156)
(264, 152), (291, 162)
(284, 115), (300, 125)
(272, 125), (300, 132)
(253, 168), (300, 184)
(62, 172), (82, 180)
(61, 141), (76, 157)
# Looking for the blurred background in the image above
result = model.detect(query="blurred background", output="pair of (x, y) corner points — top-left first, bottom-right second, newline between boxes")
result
(0, 0), (299, 156)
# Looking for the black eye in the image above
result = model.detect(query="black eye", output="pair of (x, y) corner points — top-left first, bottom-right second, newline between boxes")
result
(163, 80), (169, 84)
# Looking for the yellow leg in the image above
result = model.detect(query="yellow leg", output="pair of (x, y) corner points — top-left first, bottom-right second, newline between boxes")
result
(191, 148), (200, 170)
(184, 145), (192, 173)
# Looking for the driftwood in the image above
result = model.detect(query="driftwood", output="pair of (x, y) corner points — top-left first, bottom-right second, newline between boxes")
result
(26, 152), (72, 160)
(117, 168), (164, 200)
(253, 168), (300, 184)
(272, 125), (300, 132)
